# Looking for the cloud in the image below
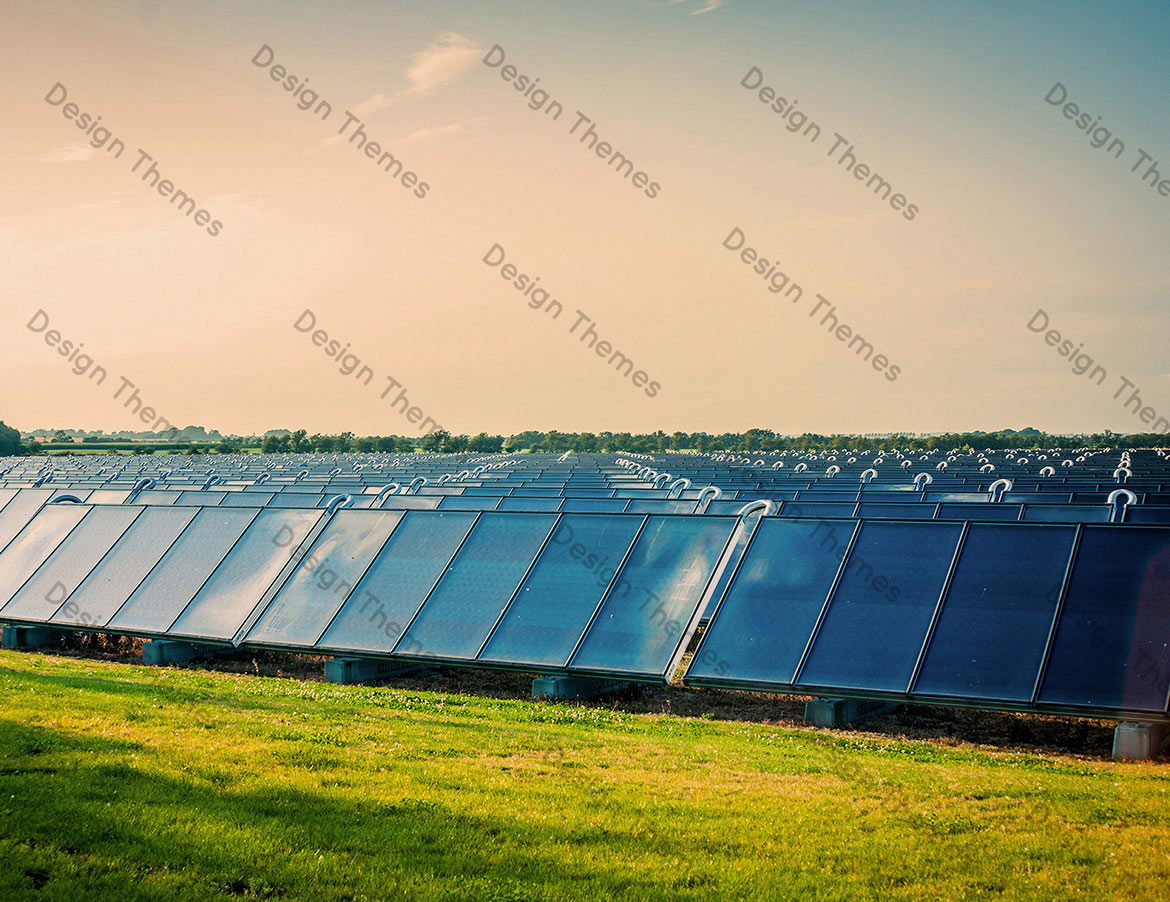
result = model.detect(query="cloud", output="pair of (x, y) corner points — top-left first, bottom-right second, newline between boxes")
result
(32, 142), (101, 163)
(350, 32), (485, 119)
(392, 116), (487, 147)
(651, 0), (730, 14)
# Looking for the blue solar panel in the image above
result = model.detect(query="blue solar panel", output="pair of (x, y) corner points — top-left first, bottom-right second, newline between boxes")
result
(569, 516), (736, 678)
(913, 524), (1075, 701)
(396, 513), (558, 659)
(479, 514), (644, 668)
(687, 518), (849, 684)
(314, 510), (477, 654)
(1039, 527), (1170, 712)
(53, 506), (198, 628)
(796, 521), (963, 692)
(244, 510), (404, 647)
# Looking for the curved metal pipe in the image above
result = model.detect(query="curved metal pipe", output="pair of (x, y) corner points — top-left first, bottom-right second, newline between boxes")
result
(988, 478), (1013, 502)
(695, 485), (722, 513)
(1108, 488), (1137, 523)
(736, 499), (775, 518)
(375, 483), (402, 506)
(325, 494), (353, 514)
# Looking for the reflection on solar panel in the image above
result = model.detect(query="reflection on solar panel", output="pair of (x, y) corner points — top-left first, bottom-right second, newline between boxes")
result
(317, 510), (477, 654)
(568, 516), (737, 678)
(396, 512), (557, 659)
(479, 514), (644, 667)
(245, 510), (405, 646)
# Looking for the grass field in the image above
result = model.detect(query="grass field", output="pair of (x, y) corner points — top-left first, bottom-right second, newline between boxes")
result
(1, 649), (1168, 901)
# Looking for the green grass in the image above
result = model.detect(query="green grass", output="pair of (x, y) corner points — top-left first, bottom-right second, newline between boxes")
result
(1, 650), (1167, 901)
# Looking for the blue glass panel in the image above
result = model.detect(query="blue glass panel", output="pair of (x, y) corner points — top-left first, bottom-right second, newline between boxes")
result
(914, 525), (1075, 700)
(0, 504), (89, 608)
(397, 513), (557, 659)
(1021, 504), (1110, 524)
(560, 498), (629, 513)
(107, 509), (258, 633)
(169, 509), (324, 640)
(687, 518), (849, 684)
(479, 514), (644, 667)
(0, 490), (54, 551)
(52, 508), (198, 626)
(317, 511), (477, 653)
(1039, 527), (1170, 711)
(243, 510), (404, 647)
(855, 503), (935, 520)
(1, 506), (141, 623)
(569, 516), (736, 677)
(797, 521), (963, 692)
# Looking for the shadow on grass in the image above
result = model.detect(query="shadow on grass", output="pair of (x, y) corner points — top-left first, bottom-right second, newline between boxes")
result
(0, 719), (702, 901)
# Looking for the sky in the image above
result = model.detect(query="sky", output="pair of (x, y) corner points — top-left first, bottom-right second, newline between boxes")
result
(2, 0), (1168, 438)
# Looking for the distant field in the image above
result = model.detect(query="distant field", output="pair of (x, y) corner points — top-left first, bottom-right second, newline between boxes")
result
(1, 650), (1167, 901)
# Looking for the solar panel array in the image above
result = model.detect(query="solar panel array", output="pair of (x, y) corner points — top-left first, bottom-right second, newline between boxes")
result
(1, 447), (1168, 721)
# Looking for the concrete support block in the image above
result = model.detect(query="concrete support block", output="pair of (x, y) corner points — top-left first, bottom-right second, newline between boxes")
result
(804, 697), (899, 728)
(532, 675), (635, 701)
(1113, 722), (1170, 761)
(1, 625), (65, 650)
(323, 658), (432, 685)
(142, 639), (228, 666)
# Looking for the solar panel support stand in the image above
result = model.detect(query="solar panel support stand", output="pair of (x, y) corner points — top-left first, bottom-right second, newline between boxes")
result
(142, 639), (232, 666)
(532, 675), (635, 701)
(0, 625), (67, 651)
(804, 697), (899, 729)
(323, 657), (435, 685)
(1112, 722), (1170, 761)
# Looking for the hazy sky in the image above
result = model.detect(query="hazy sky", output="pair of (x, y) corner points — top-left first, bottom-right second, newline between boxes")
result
(3, 0), (1168, 437)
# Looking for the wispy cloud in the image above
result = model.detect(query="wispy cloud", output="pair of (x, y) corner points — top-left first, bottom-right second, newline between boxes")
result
(351, 32), (485, 119)
(31, 142), (101, 163)
(649, 0), (730, 15)
(393, 116), (487, 147)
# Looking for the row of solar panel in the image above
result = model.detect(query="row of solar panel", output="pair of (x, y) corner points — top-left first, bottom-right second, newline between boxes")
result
(4, 486), (1167, 527)
(688, 518), (1170, 718)
(0, 505), (738, 681)
(1, 500), (1168, 719)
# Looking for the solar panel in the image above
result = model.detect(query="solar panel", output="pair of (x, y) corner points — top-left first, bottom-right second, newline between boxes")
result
(1038, 526), (1170, 712)
(168, 508), (324, 640)
(0, 489), (54, 551)
(0, 505), (141, 623)
(796, 521), (963, 692)
(313, 510), (477, 653)
(568, 516), (736, 678)
(106, 508), (259, 633)
(0, 503), (89, 607)
(395, 512), (558, 659)
(686, 518), (850, 684)
(243, 509), (405, 646)
(912, 524), (1075, 700)
(479, 514), (645, 668)
(51, 506), (198, 627)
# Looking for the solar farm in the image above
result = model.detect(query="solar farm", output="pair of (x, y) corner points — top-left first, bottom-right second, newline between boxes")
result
(1, 448), (1169, 898)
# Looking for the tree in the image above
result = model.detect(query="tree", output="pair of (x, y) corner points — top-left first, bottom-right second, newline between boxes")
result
(469, 432), (504, 453)
(0, 421), (22, 456)
(421, 429), (449, 452)
(442, 434), (470, 453)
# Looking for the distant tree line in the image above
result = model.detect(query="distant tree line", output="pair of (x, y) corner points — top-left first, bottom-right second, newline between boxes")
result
(6, 421), (1168, 457)
(258, 427), (1168, 455)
